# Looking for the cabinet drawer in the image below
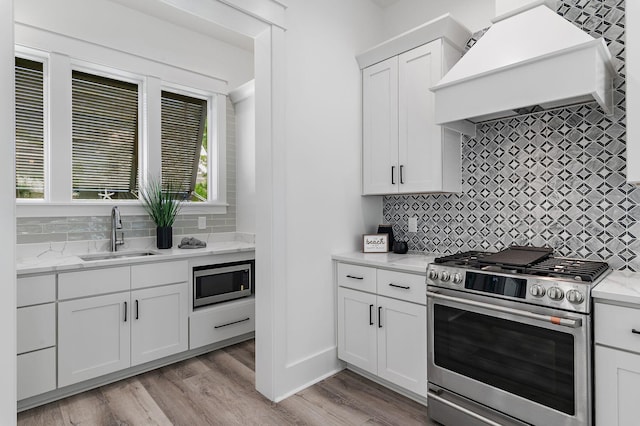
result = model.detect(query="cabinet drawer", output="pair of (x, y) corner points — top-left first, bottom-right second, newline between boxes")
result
(59, 266), (130, 299)
(131, 260), (188, 290)
(595, 302), (640, 353)
(17, 347), (56, 400)
(377, 269), (426, 305)
(190, 298), (255, 350)
(17, 274), (55, 307)
(17, 303), (56, 354)
(337, 263), (376, 293)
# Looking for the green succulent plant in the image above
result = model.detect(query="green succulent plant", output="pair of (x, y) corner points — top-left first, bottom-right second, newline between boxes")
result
(139, 177), (184, 227)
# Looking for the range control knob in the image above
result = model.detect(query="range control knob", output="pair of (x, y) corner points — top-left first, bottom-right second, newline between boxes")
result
(440, 271), (451, 282)
(428, 270), (439, 280)
(566, 289), (585, 304)
(452, 273), (463, 284)
(547, 287), (565, 301)
(530, 284), (546, 298)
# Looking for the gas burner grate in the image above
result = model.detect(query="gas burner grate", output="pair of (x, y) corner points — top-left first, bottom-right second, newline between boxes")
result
(434, 251), (492, 266)
(526, 257), (610, 282)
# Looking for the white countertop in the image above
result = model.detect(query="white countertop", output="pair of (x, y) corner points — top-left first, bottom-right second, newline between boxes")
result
(332, 251), (440, 274)
(17, 234), (255, 275)
(592, 270), (640, 306)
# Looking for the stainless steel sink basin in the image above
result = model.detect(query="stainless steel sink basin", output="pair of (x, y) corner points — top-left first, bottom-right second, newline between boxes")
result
(79, 251), (157, 261)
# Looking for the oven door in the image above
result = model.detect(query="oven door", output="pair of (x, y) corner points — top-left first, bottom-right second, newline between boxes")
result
(427, 287), (591, 426)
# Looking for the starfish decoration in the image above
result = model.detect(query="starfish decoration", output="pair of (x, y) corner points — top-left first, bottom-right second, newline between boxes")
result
(98, 188), (115, 200)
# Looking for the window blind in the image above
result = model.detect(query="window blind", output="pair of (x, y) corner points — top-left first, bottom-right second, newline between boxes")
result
(72, 71), (138, 197)
(161, 91), (207, 197)
(15, 58), (44, 198)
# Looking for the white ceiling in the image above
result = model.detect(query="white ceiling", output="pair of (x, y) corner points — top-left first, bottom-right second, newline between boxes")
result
(370, 0), (401, 8)
(109, 0), (254, 52)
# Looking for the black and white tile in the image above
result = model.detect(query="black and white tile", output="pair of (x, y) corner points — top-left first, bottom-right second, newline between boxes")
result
(383, 0), (637, 270)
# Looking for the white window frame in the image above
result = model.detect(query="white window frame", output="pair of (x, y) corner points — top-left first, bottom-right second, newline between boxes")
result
(15, 45), (228, 217)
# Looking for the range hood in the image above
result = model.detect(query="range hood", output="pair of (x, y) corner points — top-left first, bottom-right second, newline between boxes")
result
(430, 1), (615, 136)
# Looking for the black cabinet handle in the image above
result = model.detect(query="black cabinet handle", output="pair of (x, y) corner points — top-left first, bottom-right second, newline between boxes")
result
(632, 329), (640, 335)
(389, 283), (410, 290)
(400, 165), (404, 184)
(124, 301), (127, 322)
(391, 166), (395, 184)
(346, 275), (364, 280)
(378, 306), (382, 328)
(136, 300), (139, 320)
(215, 317), (251, 329)
(369, 304), (374, 325)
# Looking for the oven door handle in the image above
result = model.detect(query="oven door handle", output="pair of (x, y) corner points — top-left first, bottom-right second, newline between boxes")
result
(427, 291), (582, 329)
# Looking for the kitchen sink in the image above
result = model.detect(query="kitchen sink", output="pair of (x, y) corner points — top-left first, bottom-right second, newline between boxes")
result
(79, 251), (158, 261)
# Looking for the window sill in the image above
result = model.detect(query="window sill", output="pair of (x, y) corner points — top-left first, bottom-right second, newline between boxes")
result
(16, 201), (228, 218)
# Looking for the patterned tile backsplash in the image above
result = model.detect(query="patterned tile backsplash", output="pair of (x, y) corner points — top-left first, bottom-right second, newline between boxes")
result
(383, 0), (638, 270)
(17, 98), (237, 244)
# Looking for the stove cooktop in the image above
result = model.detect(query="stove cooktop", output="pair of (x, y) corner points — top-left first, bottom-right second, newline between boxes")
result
(433, 246), (609, 283)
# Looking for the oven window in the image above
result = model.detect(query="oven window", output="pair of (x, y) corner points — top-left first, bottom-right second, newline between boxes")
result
(434, 305), (575, 415)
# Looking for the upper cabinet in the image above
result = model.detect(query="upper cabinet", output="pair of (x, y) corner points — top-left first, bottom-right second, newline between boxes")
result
(357, 15), (471, 196)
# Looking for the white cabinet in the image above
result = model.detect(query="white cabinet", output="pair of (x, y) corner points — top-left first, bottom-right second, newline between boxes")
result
(361, 39), (463, 195)
(57, 263), (189, 387)
(595, 301), (640, 425)
(336, 262), (427, 397)
(16, 273), (57, 400)
(131, 283), (188, 366)
(58, 291), (131, 387)
(190, 297), (256, 350)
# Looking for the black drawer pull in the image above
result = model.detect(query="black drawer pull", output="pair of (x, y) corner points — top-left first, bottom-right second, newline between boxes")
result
(391, 166), (395, 184)
(400, 165), (404, 184)
(135, 300), (139, 320)
(378, 306), (382, 328)
(632, 329), (640, 335)
(346, 275), (364, 280)
(369, 304), (374, 325)
(388, 283), (410, 290)
(215, 317), (251, 329)
(124, 301), (127, 322)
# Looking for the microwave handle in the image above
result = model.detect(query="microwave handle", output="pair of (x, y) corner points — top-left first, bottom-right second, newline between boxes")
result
(427, 290), (582, 329)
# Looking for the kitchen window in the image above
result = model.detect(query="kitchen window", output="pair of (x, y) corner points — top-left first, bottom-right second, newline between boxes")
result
(161, 91), (208, 202)
(14, 47), (226, 216)
(15, 57), (45, 199)
(71, 71), (139, 200)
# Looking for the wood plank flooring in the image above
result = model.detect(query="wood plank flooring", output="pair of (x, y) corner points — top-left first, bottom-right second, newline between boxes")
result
(18, 340), (438, 425)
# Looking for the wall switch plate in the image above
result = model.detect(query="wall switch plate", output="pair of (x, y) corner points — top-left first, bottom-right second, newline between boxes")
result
(198, 216), (206, 229)
(408, 217), (418, 233)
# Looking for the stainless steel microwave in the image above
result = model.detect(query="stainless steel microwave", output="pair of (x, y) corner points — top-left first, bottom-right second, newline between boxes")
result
(193, 260), (254, 308)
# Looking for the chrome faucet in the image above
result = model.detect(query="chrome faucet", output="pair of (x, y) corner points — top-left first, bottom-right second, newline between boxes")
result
(110, 206), (125, 252)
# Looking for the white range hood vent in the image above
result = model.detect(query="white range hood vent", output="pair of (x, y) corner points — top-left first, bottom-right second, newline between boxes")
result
(430, 1), (615, 137)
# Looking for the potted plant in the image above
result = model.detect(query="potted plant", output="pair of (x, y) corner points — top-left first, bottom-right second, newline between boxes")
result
(139, 178), (184, 249)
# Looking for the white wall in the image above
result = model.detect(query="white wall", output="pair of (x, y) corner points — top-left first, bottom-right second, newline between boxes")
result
(266, 0), (383, 399)
(231, 81), (256, 234)
(381, 0), (495, 37)
(0, 0), (17, 423)
(14, 0), (254, 90)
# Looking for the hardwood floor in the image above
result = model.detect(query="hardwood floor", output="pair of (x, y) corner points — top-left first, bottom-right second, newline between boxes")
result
(18, 340), (437, 425)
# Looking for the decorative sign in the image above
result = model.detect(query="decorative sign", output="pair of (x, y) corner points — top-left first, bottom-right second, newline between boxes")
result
(363, 234), (389, 253)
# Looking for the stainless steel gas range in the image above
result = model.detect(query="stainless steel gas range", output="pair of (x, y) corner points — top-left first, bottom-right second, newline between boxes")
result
(426, 246), (610, 426)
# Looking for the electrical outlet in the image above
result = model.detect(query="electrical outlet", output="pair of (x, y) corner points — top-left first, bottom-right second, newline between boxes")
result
(198, 216), (206, 229)
(408, 217), (418, 233)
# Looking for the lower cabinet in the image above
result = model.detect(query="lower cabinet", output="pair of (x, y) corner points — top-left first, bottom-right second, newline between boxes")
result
(337, 264), (427, 397)
(58, 283), (188, 387)
(595, 301), (640, 425)
(595, 346), (640, 425)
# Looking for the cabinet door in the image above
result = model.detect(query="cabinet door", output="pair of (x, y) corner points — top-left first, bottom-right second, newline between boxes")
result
(337, 287), (377, 374)
(131, 283), (188, 366)
(362, 56), (399, 195)
(398, 41), (445, 193)
(58, 292), (131, 387)
(377, 296), (427, 396)
(596, 345), (640, 426)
